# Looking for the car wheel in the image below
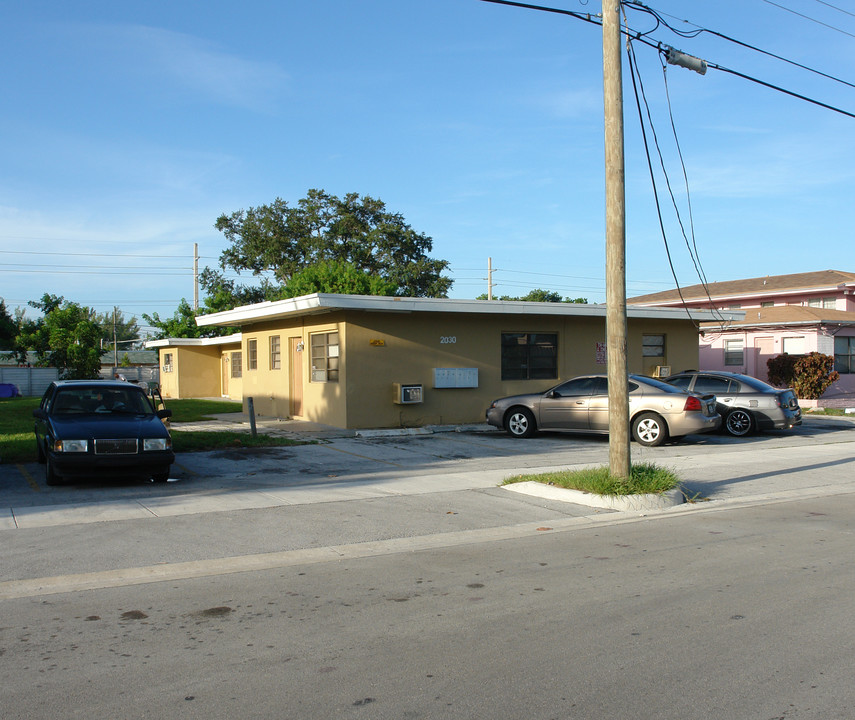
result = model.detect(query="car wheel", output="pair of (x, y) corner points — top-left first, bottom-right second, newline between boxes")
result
(725, 409), (754, 437)
(152, 469), (171, 483)
(45, 456), (62, 486)
(505, 408), (537, 438)
(632, 412), (669, 447)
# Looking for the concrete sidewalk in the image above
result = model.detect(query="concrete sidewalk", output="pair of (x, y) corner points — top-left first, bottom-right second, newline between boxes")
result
(170, 412), (493, 441)
(4, 414), (854, 533)
(174, 409), (855, 440)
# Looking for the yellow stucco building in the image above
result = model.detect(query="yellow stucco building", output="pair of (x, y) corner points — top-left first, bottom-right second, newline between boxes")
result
(148, 294), (736, 429)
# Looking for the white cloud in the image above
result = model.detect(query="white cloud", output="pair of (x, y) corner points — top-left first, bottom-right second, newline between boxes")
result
(537, 88), (602, 119)
(680, 133), (855, 199)
(82, 23), (290, 112)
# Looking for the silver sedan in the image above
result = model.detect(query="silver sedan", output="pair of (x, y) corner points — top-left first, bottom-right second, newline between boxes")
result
(485, 374), (721, 446)
(662, 370), (801, 437)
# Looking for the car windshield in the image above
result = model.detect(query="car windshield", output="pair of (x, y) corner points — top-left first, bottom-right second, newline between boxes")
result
(52, 387), (153, 415)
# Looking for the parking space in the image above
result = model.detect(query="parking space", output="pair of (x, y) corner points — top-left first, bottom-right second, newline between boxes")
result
(3, 417), (852, 508)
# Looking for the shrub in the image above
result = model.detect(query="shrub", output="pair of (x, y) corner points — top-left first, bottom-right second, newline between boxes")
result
(767, 352), (839, 399)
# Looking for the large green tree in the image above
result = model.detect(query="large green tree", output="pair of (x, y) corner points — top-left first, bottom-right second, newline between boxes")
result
(213, 189), (452, 299)
(0, 299), (18, 351)
(16, 294), (102, 379)
(198, 269), (280, 313)
(142, 299), (230, 340)
(95, 307), (141, 348)
(280, 259), (398, 298)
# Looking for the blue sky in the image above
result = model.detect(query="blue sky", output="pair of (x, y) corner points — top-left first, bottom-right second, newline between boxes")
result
(2, 0), (853, 331)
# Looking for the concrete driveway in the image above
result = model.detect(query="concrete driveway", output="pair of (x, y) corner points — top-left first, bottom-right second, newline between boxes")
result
(2, 415), (854, 531)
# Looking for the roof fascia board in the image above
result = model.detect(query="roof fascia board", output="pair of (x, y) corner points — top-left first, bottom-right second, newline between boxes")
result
(145, 334), (243, 348)
(194, 293), (742, 327)
(703, 320), (855, 330)
(639, 283), (855, 307)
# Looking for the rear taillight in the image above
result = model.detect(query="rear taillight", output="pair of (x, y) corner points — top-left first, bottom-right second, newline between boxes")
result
(683, 396), (702, 411)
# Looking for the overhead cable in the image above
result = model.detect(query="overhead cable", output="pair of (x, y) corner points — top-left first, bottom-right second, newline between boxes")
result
(760, 0), (855, 38)
(625, 1), (855, 90)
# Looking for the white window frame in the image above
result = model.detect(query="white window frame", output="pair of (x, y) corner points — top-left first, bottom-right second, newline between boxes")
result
(724, 339), (744, 366)
(247, 339), (258, 371)
(270, 335), (281, 370)
(310, 332), (340, 383)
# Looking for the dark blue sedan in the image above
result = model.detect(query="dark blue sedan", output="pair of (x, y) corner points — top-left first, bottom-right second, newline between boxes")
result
(33, 380), (174, 485)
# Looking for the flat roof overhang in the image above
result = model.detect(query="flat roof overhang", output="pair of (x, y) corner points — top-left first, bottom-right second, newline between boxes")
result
(145, 333), (243, 349)
(193, 293), (744, 328)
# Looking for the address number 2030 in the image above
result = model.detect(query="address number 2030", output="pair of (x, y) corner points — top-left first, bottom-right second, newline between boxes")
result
(440, 336), (457, 344)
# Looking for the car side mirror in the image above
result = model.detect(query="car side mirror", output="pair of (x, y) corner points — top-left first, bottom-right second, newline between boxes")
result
(545, 390), (558, 399)
(157, 409), (172, 419)
(33, 408), (47, 420)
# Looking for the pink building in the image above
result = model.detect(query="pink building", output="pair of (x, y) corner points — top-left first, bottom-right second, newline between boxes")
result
(629, 270), (855, 407)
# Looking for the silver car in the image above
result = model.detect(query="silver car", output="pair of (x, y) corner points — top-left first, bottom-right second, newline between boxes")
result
(662, 370), (801, 437)
(485, 374), (721, 446)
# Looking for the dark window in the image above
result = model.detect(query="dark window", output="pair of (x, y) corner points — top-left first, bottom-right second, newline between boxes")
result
(693, 375), (733, 394)
(551, 377), (607, 397)
(666, 375), (692, 391)
(642, 334), (665, 357)
(231, 352), (242, 378)
(835, 336), (855, 374)
(501, 333), (557, 380)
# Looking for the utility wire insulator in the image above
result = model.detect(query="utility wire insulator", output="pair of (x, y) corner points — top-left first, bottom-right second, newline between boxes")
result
(665, 46), (707, 75)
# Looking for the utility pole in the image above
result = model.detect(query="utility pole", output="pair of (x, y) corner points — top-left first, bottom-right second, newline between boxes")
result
(603, 1), (631, 479)
(113, 306), (118, 371)
(487, 257), (495, 300)
(193, 243), (200, 312)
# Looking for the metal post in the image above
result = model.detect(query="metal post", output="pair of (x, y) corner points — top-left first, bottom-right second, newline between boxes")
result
(247, 396), (257, 437)
(603, 1), (631, 479)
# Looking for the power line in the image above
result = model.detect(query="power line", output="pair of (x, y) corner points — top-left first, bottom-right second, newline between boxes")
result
(810, 0), (855, 19)
(0, 248), (211, 260)
(479, 0), (855, 120)
(707, 60), (855, 119)
(0, 269), (191, 276)
(3, 263), (191, 271)
(760, 0), (855, 38)
(625, 1), (855, 91)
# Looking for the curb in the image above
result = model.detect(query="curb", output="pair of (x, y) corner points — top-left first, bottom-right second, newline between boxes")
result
(355, 424), (496, 439)
(503, 480), (685, 511)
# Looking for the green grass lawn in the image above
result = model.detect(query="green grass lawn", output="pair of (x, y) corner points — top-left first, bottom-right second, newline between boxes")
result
(0, 396), (300, 464)
(502, 462), (681, 496)
(157, 398), (243, 422)
(0, 397), (41, 465)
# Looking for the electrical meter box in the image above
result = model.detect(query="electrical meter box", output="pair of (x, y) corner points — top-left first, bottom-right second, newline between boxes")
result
(393, 383), (423, 404)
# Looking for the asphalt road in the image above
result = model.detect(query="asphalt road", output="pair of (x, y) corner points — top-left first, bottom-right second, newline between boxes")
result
(2, 416), (855, 718)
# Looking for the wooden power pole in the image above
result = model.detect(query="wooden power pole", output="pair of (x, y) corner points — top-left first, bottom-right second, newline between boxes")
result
(193, 243), (200, 312)
(603, 1), (631, 479)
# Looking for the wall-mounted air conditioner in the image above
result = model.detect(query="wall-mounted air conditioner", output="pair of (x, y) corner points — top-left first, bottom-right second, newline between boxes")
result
(393, 383), (423, 404)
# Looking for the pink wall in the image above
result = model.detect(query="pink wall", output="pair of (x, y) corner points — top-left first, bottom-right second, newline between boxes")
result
(699, 328), (855, 404)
